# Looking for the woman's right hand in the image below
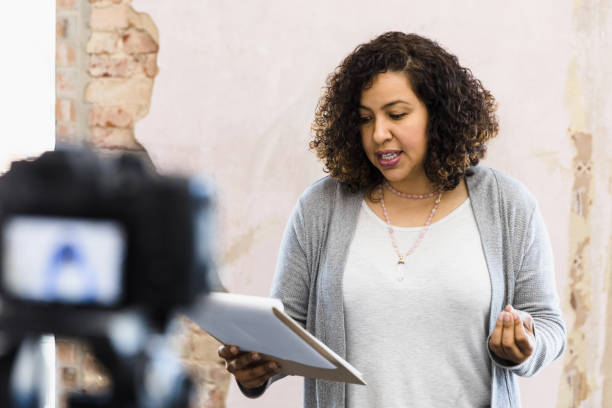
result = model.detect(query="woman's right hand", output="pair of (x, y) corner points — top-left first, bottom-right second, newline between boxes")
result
(218, 344), (281, 389)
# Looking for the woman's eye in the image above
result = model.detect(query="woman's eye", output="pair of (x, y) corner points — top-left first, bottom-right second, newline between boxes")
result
(390, 113), (407, 120)
(358, 116), (372, 124)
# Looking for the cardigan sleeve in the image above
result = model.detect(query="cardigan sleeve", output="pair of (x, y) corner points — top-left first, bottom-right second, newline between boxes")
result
(269, 198), (312, 327)
(489, 202), (567, 376)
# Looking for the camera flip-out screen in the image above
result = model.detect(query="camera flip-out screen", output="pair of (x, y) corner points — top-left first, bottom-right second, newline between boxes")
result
(2, 216), (126, 306)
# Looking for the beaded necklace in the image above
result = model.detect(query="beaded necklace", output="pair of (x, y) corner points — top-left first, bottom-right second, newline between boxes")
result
(379, 183), (442, 265)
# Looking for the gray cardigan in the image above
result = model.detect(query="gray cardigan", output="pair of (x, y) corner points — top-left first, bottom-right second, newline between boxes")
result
(243, 166), (566, 408)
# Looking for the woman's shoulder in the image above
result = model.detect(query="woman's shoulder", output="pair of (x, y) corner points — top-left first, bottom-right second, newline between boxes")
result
(298, 176), (357, 203)
(299, 175), (340, 199)
(468, 165), (537, 213)
(295, 176), (361, 218)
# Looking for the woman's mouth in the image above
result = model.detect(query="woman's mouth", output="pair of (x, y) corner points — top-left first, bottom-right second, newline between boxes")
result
(377, 151), (402, 167)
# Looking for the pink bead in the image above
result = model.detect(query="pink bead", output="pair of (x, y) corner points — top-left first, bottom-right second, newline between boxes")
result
(379, 185), (442, 263)
(384, 180), (438, 199)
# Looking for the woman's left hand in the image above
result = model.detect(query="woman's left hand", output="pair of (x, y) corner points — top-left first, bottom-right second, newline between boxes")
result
(488, 305), (535, 365)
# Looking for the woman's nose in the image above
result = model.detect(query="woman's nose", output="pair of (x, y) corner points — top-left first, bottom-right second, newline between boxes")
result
(372, 118), (392, 144)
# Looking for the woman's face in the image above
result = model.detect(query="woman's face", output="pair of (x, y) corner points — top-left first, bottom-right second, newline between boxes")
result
(359, 71), (429, 187)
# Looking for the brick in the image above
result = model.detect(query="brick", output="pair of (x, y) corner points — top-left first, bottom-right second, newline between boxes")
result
(56, 123), (78, 142)
(172, 318), (230, 408)
(126, 8), (159, 43)
(171, 317), (225, 362)
(182, 360), (229, 386)
(90, 126), (142, 150)
(122, 29), (158, 54)
(90, 5), (129, 31)
(141, 54), (158, 77)
(61, 367), (78, 389)
(56, 134), (81, 146)
(56, 99), (76, 122)
(57, 394), (69, 408)
(89, 54), (158, 78)
(90, 0), (129, 6)
(87, 32), (119, 53)
(56, 341), (78, 364)
(89, 106), (134, 127)
(81, 351), (111, 393)
(86, 77), (154, 105)
(179, 329), (223, 362)
(57, 19), (67, 39)
(89, 54), (129, 77)
(56, 42), (76, 67)
(57, 15), (77, 40)
(56, 71), (78, 95)
(206, 366), (230, 384)
(181, 360), (207, 384)
(207, 386), (227, 407)
(191, 383), (228, 408)
(57, 0), (77, 9)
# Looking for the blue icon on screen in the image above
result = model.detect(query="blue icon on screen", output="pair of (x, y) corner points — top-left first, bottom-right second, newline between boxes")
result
(42, 242), (98, 303)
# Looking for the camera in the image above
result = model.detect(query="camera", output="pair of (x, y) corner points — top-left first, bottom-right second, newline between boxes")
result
(0, 148), (215, 407)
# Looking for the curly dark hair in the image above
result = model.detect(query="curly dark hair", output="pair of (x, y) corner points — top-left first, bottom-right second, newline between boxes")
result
(310, 32), (498, 194)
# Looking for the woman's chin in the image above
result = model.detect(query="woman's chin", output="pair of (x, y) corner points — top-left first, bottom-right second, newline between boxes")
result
(379, 166), (408, 180)
(380, 167), (427, 186)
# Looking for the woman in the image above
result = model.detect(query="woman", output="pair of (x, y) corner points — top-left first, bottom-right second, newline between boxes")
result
(219, 32), (566, 407)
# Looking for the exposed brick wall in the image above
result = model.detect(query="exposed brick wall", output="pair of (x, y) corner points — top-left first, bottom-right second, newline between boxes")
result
(55, 0), (159, 151)
(56, 325), (231, 408)
(55, 1), (230, 406)
(56, 340), (110, 403)
(172, 317), (232, 408)
(85, 0), (159, 151)
(56, 0), (90, 144)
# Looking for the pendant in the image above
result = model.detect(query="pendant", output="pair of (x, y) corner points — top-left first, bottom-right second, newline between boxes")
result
(396, 259), (406, 281)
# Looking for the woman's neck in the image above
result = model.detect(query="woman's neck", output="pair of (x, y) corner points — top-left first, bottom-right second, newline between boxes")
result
(377, 171), (439, 210)
(385, 172), (435, 196)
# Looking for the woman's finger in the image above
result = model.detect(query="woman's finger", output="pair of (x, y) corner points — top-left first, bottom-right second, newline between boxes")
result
(236, 361), (281, 390)
(513, 313), (534, 356)
(236, 361), (279, 383)
(508, 306), (534, 336)
(488, 312), (506, 359)
(490, 308), (534, 364)
(501, 312), (526, 363)
(240, 374), (273, 389)
(240, 376), (268, 390)
(227, 352), (263, 373)
(218, 344), (239, 361)
(500, 312), (520, 362)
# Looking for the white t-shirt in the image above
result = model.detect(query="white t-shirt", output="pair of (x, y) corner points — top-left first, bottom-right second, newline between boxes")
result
(343, 198), (492, 407)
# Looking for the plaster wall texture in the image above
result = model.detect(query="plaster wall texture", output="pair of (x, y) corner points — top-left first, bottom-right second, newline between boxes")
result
(558, 1), (612, 407)
(133, 0), (612, 407)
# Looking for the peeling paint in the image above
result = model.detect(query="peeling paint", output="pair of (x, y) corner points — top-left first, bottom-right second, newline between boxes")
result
(220, 217), (281, 267)
(565, 60), (588, 131)
(569, 238), (592, 321)
(559, 131), (594, 407)
(556, 0), (612, 405)
(569, 132), (592, 219)
(602, 232), (612, 407)
(218, 218), (282, 288)
(221, 223), (265, 266)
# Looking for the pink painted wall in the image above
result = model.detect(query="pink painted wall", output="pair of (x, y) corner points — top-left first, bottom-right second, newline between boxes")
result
(134, 0), (612, 406)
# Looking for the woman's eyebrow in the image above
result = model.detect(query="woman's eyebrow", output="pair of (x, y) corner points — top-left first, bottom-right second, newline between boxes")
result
(381, 100), (412, 109)
(359, 100), (412, 110)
